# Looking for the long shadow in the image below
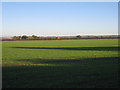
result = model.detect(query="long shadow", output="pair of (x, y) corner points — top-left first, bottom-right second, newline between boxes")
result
(12, 46), (119, 51)
(17, 57), (119, 64)
(3, 57), (119, 88)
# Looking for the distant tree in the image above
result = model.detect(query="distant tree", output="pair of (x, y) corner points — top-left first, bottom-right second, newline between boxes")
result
(21, 35), (28, 40)
(94, 36), (98, 39)
(76, 35), (81, 39)
(100, 36), (103, 39)
(13, 36), (21, 40)
(13, 36), (18, 40)
(31, 35), (38, 39)
(18, 36), (22, 40)
(27, 36), (32, 40)
(87, 36), (90, 39)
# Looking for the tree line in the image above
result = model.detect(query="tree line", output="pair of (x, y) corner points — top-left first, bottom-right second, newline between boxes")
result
(2, 35), (119, 41)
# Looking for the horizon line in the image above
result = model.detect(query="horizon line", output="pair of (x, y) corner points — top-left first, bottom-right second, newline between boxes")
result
(1, 34), (119, 37)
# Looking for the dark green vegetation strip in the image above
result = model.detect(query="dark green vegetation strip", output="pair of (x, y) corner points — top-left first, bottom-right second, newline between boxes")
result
(2, 39), (119, 88)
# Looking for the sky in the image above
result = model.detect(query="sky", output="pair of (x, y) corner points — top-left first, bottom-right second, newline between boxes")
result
(2, 2), (118, 36)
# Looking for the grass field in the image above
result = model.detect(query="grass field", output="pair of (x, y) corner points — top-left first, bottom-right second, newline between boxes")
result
(2, 39), (119, 88)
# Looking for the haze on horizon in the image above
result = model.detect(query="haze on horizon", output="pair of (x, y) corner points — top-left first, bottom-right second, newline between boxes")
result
(2, 2), (118, 36)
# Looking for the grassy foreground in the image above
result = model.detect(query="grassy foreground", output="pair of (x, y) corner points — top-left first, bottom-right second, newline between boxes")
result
(2, 39), (119, 88)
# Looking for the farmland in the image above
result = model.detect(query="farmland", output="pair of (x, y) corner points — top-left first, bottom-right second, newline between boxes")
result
(2, 39), (119, 88)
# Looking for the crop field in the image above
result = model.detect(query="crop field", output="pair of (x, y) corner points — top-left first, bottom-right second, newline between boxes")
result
(2, 39), (119, 88)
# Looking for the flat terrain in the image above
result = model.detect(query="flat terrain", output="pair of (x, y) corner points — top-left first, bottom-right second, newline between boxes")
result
(2, 39), (119, 88)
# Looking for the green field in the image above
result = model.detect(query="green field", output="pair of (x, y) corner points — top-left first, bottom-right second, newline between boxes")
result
(2, 39), (119, 88)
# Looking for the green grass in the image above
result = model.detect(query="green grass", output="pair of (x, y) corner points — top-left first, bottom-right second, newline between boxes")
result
(2, 39), (119, 88)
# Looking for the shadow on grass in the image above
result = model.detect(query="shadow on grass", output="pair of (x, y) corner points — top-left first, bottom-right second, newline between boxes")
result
(12, 46), (119, 51)
(16, 57), (119, 64)
(3, 57), (119, 88)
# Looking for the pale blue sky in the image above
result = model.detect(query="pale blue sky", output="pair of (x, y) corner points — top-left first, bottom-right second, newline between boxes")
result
(2, 2), (118, 36)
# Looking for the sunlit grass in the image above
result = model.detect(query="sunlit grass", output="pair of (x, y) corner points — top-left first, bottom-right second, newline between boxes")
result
(2, 39), (119, 88)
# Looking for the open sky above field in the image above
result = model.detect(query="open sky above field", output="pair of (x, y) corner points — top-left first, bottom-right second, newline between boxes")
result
(2, 2), (118, 36)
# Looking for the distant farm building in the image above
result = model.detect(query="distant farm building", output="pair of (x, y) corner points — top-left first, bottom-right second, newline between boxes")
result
(56, 37), (61, 40)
